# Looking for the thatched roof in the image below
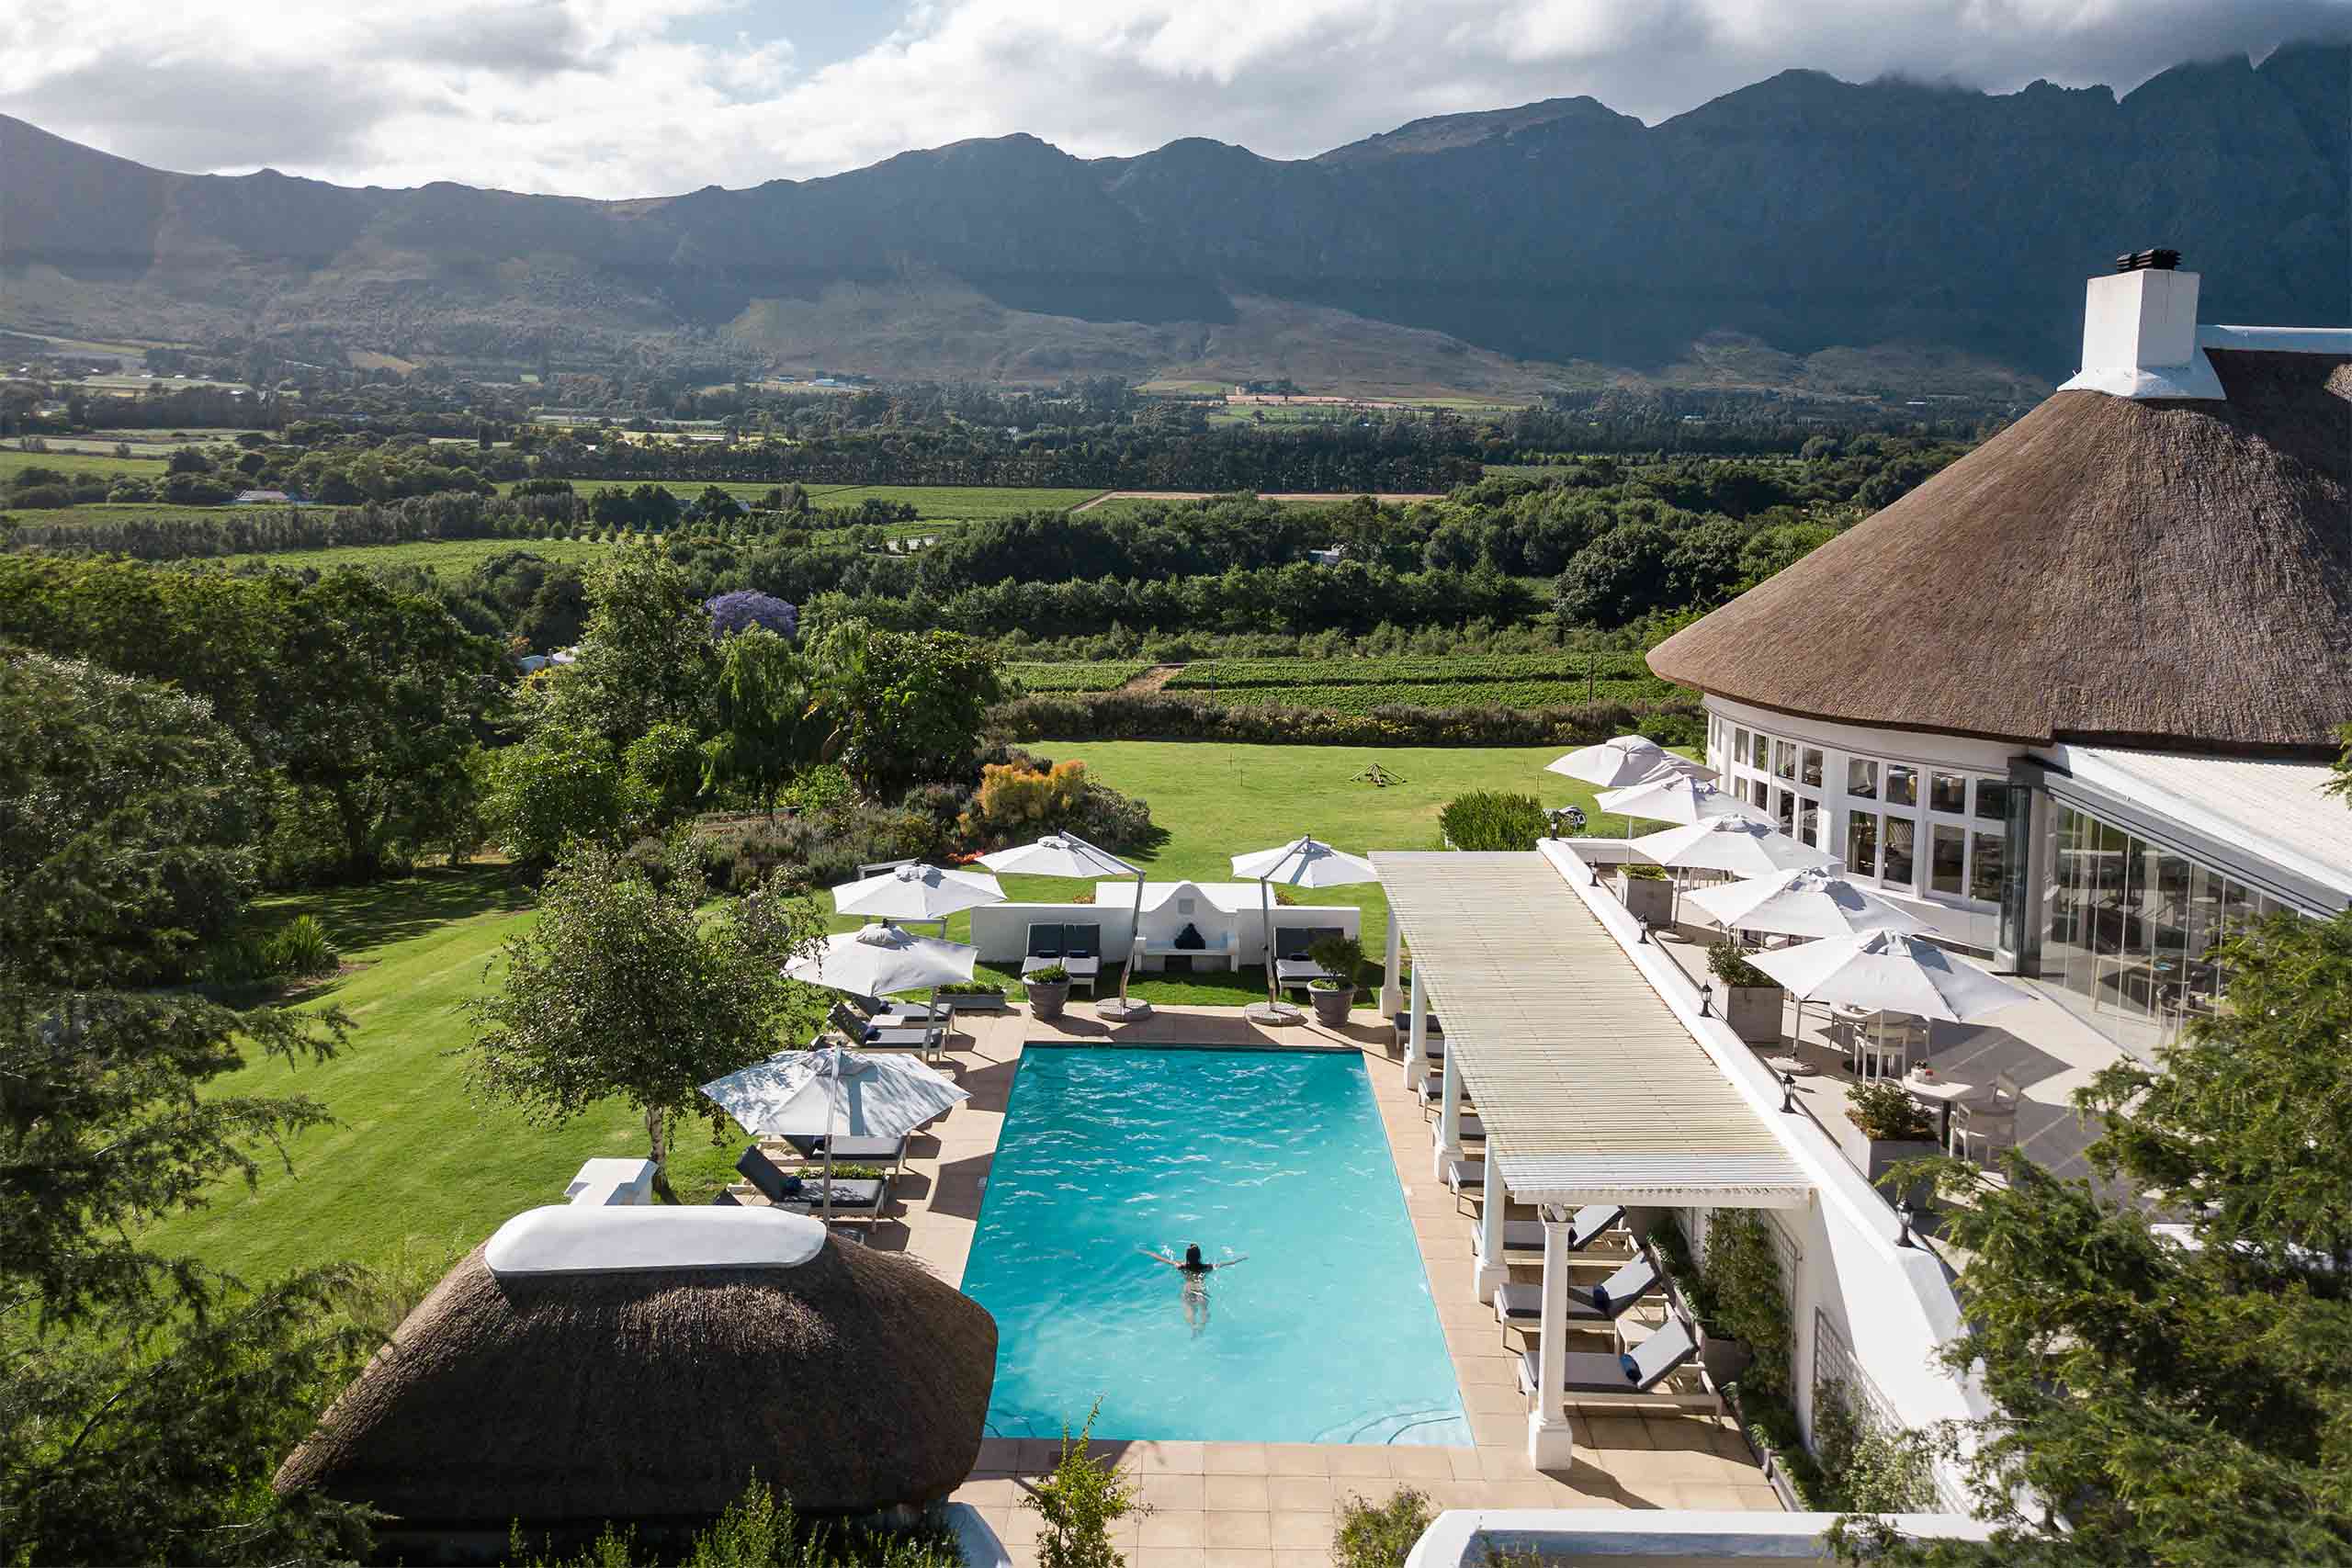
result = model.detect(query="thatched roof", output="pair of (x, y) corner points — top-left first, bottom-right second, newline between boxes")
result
(1649, 349), (2352, 755)
(274, 1208), (998, 1529)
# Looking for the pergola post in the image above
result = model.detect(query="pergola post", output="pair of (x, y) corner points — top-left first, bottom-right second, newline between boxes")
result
(1474, 1153), (1508, 1303)
(1404, 967), (1428, 1091)
(1432, 1045), (1464, 1181)
(1528, 1204), (1577, 1470)
(1380, 919), (1404, 1020)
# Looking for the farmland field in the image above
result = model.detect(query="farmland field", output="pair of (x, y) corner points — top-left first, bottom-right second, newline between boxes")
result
(230, 536), (619, 573)
(501, 479), (1105, 520)
(1003, 660), (1151, 692)
(1, 446), (170, 481)
(1162, 653), (1678, 712)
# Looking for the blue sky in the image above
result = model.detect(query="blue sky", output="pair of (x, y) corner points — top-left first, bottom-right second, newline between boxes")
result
(1, 0), (2344, 197)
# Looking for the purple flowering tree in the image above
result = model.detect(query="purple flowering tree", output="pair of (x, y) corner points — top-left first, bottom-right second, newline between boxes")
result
(705, 589), (797, 640)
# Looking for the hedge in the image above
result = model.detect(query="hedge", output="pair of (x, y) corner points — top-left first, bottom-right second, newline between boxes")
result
(995, 690), (1704, 750)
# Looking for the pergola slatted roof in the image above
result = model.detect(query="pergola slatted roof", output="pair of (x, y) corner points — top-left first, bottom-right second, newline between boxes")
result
(1374, 852), (1811, 1209)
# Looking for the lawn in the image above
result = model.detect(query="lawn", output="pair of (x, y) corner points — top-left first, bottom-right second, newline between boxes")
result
(1, 447), (170, 481)
(229, 535), (617, 573)
(146, 740), (1647, 1283)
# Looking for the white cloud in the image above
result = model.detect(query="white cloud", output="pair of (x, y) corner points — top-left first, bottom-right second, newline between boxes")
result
(0, 0), (2343, 196)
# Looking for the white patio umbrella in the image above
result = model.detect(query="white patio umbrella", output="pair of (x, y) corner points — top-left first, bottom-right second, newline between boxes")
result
(831, 863), (1004, 925)
(785, 922), (977, 1003)
(1595, 774), (1770, 828)
(1545, 735), (1719, 789)
(1628, 816), (1837, 926)
(700, 1044), (968, 1218)
(1683, 867), (1936, 942)
(978, 832), (1150, 1021)
(1746, 929), (2030, 1055)
(1230, 836), (1381, 1023)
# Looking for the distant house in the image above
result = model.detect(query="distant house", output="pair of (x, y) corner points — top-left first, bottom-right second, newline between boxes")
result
(232, 489), (292, 504)
(1306, 546), (1346, 567)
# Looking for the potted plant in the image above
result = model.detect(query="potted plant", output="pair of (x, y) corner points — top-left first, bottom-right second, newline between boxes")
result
(937, 979), (1012, 1012)
(1024, 964), (1071, 1021)
(1614, 862), (1676, 928)
(1706, 940), (1786, 1043)
(1306, 933), (1368, 1027)
(1838, 1081), (1942, 1208)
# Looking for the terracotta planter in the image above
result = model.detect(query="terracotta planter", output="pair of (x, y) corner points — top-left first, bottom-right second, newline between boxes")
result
(1722, 983), (1786, 1043)
(1615, 872), (1676, 929)
(1309, 987), (1354, 1027)
(1025, 980), (1070, 1020)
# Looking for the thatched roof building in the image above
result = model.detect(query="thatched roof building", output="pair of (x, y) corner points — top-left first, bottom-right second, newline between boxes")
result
(1649, 346), (2351, 757)
(275, 1206), (998, 1530)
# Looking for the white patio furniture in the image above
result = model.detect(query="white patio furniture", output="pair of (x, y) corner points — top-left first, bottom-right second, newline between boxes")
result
(1749, 930), (2030, 1061)
(1951, 1072), (2023, 1164)
(1900, 1069), (1977, 1148)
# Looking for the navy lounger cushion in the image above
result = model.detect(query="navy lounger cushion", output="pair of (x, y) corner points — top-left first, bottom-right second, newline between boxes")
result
(1620, 1352), (1640, 1383)
(1590, 1282), (1611, 1315)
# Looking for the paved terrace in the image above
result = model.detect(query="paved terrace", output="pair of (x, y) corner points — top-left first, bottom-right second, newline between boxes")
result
(733, 1004), (1779, 1568)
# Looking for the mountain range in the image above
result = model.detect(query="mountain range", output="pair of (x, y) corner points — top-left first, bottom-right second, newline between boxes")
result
(1, 42), (2344, 396)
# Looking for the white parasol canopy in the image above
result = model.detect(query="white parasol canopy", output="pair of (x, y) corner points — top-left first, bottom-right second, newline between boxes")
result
(1746, 930), (2030, 1024)
(977, 833), (1136, 880)
(1545, 735), (1719, 789)
(785, 922), (977, 997)
(1596, 773), (1770, 827)
(1231, 837), (1380, 1022)
(831, 863), (1004, 923)
(978, 831), (1152, 1021)
(701, 1045), (968, 1141)
(1683, 867), (1936, 941)
(700, 1045), (967, 1218)
(1630, 816), (1838, 879)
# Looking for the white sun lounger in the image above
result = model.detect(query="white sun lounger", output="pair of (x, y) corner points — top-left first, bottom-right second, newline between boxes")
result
(1515, 1317), (1700, 1401)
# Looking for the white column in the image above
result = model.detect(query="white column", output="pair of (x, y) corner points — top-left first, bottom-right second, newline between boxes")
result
(1528, 1205), (1577, 1470)
(1403, 967), (1428, 1090)
(1380, 918), (1404, 1020)
(1475, 1152), (1508, 1303)
(1432, 1045), (1464, 1180)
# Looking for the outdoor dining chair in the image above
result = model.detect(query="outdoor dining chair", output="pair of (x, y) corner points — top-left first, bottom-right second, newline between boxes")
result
(1951, 1072), (2022, 1164)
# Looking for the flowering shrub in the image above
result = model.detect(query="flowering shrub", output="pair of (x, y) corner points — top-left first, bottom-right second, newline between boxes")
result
(705, 588), (797, 639)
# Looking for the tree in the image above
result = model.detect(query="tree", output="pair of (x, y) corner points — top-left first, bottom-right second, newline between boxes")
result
(1838, 909), (2352, 1567)
(484, 723), (629, 865)
(1, 649), (261, 986)
(1553, 522), (1678, 628)
(546, 541), (716, 744)
(810, 619), (1004, 795)
(0, 656), (373, 1564)
(624, 720), (707, 828)
(706, 588), (798, 640)
(463, 839), (826, 1201)
(263, 570), (507, 877)
(704, 627), (821, 818)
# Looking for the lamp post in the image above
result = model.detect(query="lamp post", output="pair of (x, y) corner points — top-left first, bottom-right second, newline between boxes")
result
(1700, 982), (1714, 1018)
(1780, 1071), (1798, 1114)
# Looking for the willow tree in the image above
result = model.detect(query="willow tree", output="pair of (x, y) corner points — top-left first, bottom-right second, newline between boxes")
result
(463, 838), (826, 1201)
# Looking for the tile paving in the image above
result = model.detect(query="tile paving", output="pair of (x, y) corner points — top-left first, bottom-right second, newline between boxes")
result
(744, 999), (1780, 1567)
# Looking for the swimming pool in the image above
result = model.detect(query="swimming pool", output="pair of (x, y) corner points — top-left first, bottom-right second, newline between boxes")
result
(962, 1045), (1470, 1445)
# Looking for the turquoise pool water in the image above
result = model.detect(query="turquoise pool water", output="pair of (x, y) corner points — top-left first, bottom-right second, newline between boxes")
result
(963, 1045), (1470, 1445)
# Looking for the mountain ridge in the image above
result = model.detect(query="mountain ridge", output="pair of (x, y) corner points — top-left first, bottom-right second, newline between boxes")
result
(2, 42), (2344, 390)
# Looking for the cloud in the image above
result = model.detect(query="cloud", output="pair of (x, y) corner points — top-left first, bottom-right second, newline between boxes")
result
(0, 0), (2344, 197)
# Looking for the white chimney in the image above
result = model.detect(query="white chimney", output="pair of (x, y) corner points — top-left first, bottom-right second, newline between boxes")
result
(2059, 259), (2224, 400)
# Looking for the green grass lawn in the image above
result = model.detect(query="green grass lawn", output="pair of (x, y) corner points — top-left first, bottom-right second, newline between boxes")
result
(147, 740), (1656, 1282)
(1, 447), (171, 481)
(228, 535), (618, 573)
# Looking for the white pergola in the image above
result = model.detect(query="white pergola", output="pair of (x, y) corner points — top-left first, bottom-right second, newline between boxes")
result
(1374, 851), (1812, 1466)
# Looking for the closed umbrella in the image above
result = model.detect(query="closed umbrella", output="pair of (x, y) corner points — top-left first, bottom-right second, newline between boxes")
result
(1683, 867), (1935, 942)
(701, 1045), (968, 1218)
(1746, 929), (2030, 1058)
(1596, 774), (1770, 828)
(1230, 836), (1380, 1023)
(786, 922), (977, 999)
(832, 863), (1004, 925)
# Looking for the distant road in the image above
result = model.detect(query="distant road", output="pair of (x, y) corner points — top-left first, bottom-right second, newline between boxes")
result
(1069, 490), (1442, 513)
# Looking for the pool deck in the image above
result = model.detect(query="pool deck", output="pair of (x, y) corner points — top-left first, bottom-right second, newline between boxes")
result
(813, 1001), (1779, 1568)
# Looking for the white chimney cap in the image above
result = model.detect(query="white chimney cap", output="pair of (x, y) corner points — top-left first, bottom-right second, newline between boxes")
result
(2059, 267), (2223, 400)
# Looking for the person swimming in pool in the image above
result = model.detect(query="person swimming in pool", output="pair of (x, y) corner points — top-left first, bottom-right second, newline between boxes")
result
(1139, 1244), (1248, 1335)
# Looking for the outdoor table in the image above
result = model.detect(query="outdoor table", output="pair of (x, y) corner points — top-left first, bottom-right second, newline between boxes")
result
(1901, 1071), (1977, 1150)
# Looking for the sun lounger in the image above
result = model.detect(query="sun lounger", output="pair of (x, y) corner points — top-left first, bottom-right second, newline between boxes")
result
(771, 1133), (911, 1179)
(1514, 1317), (1699, 1398)
(1022, 922), (1101, 995)
(734, 1146), (889, 1221)
(1498, 1205), (1627, 1255)
(1444, 1156), (1484, 1212)
(1495, 1254), (1658, 1337)
(1273, 926), (1344, 989)
(848, 991), (944, 1026)
(1414, 1070), (1445, 1108)
(1390, 1012), (1444, 1048)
